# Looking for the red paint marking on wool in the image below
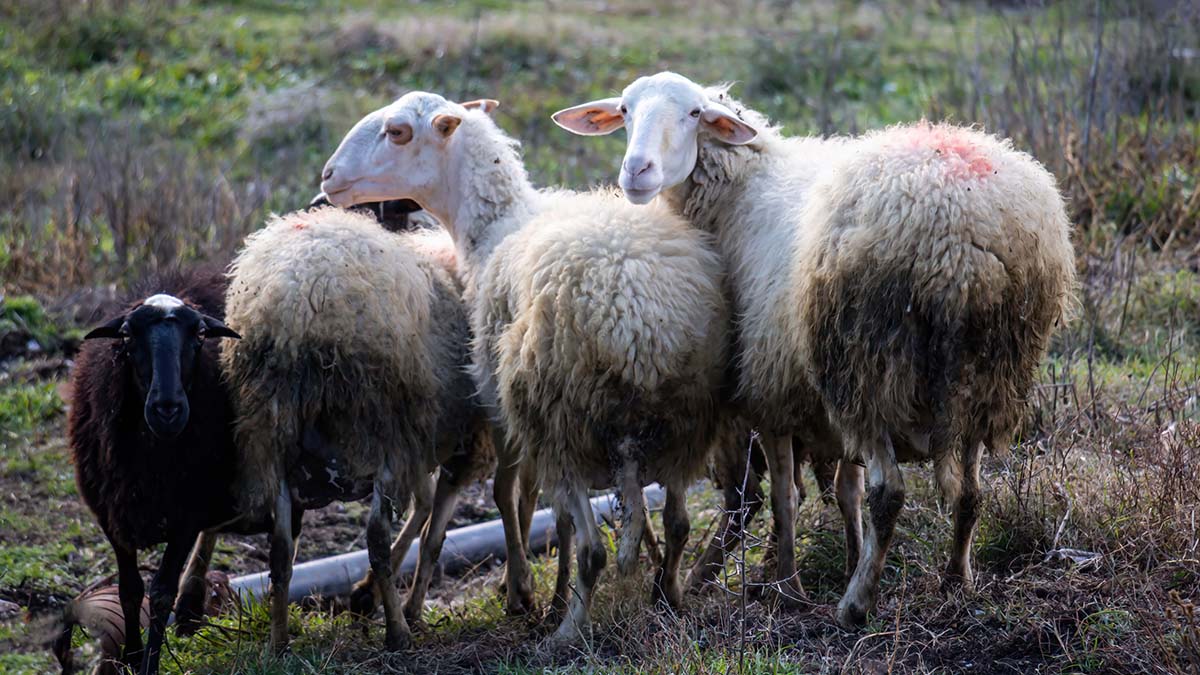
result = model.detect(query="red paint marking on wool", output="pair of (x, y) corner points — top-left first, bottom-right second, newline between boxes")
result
(291, 221), (306, 230)
(900, 124), (993, 180)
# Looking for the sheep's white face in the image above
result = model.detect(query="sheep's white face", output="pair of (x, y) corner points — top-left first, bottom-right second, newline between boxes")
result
(553, 72), (757, 204)
(321, 92), (498, 210)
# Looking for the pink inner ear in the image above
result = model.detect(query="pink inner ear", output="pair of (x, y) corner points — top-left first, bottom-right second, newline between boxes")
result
(588, 110), (621, 129)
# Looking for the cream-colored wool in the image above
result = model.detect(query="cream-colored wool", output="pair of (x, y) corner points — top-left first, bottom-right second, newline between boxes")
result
(559, 72), (1075, 625)
(221, 206), (494, 651)
(790, 121), (1076, 475)
(320, 93), (729, 639)
(221, 207), (475, 512)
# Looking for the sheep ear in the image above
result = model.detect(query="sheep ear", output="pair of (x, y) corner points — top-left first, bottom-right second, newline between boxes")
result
(700, 104), (757, 145)
(552, 98), (624, 136)
(460, 99), (500, 114)
(84, 315), (128, 340)
(432, 113), (463, 138)
(200, 315), (241, 340)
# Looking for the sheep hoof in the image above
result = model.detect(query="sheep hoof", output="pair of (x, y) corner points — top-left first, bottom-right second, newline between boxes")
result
(270, 638), (291, 658)
(172, 593), (206, 637)
(542, 602), (566, 630)
(765, 578), (806, 611)
(940, 568), (975, 594)
(550, 618), (586, 646)
(402, 600), (425, 628)
(652, 573), (684, 611)
(835, 598), (869, 630)
(505, 580), (537, 617)
(348, 580), (380, 617)
(384, 627), (411, 652)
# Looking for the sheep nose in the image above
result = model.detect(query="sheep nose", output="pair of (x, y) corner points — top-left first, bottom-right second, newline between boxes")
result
(322, 165), (335, 181)
(154, 401), (182, 422)
(623, 156), (655, 177)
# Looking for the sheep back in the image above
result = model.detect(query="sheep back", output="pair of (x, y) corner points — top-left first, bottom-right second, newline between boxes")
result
(791, 122), (1075, 467)
(482, 191), (728, 487)
(221, 208), (464, 510)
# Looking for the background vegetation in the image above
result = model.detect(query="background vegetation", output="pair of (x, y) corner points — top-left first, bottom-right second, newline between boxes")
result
(1, 0), (1198, 673)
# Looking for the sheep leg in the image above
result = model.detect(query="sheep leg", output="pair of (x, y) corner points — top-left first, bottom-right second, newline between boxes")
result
(792, 438), (808, 503)
(686, 455), (764, 591)
(173, 531), (218, 635)
(837, 430), (904, 629)
(552, 484), (606, 644)
(349, 475), (434, 617)
(404, 469), (462, 625)
(368, 475), (411, 651)
(652, 482), (690, 611)
(944, 441), (983, 589)
(547, 509), (573, 627)
(493, 439), (536, 616)
(641, 504), (663, 568)
(615, 457), (647, 577)
(761, 433), (805, 607)
(268, 480), (296, 654)
(139, 533), (194, 675)
(114, 543), (145, 666)
(835, 461), (865, 583)
(517, 457), (540, 549)
(812, 455), (839, 503)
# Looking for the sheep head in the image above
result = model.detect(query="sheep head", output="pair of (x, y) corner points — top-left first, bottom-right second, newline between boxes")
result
(553, 71), (757, 204)
(321, 92), (499, 214)
(84, 294), (239, 440)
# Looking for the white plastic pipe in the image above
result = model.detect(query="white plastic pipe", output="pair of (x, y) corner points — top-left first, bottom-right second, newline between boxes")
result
(230, 485), (665, 602)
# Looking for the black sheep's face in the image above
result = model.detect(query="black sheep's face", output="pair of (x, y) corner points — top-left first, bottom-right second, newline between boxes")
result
(84, 294), (240, 440)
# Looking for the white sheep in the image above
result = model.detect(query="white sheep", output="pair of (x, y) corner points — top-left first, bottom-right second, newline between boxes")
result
(555, 72), (1076, 627)
(320, 92), (729, 642)
(221, 208), (494, 652)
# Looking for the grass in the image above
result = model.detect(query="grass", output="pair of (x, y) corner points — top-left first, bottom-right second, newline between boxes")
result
(0, 0), (1198, 673)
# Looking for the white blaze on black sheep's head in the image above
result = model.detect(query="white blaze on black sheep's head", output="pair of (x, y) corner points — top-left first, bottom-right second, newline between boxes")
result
(552, 71), (758, 204)
(320, 92), (499, 210)
(84, 294), (240, 439)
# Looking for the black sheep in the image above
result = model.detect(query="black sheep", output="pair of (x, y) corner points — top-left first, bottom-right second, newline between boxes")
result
(69, 267), (247, 675)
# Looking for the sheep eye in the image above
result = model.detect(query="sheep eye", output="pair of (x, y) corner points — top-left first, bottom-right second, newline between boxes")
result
(690, 108), (701, 118)
(385, 124), (413, 145)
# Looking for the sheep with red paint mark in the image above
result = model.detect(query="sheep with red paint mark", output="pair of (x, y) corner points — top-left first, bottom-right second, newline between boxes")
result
(556, 73), (1076, 628)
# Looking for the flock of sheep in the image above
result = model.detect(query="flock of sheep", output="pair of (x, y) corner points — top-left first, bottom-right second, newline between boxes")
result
(67, 71), (1076, 674)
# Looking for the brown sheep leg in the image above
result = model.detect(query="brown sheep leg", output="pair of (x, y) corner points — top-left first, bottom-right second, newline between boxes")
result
(349, 475), (433, 617)
(552, 483), (606, 644)
(837, 431), (904, 629)
(615, 456), (647, 577)
(367, 475), (411, 651)
(652, 482), (690, 611)
(547, 510), (573, 627)
(685, 455), (764, 591)
(835, 462), (865, 583)
(268, 480), (296, 654)
(812, 455), (839, 502)
(494, 437), (536, 616)
(761, 433), (805, 607)
(174, 531), (218, 635)
(944, 442), (983, 589)
(517, 458), (539, 549)
(139, 533), (194, 675)
(641, 505), (663, 568)
(114, 544), (145, 666)
(403, 469), (463, 625)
